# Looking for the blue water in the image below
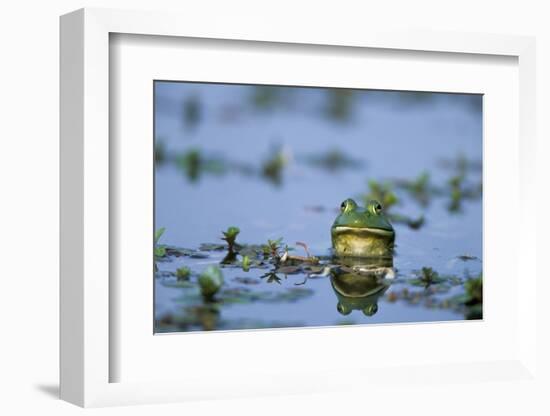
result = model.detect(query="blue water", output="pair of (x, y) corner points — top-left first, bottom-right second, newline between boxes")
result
(154, 82), (482, 331)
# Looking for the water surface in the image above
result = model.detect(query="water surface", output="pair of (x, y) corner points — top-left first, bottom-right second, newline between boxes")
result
(154, 82), (483, 332)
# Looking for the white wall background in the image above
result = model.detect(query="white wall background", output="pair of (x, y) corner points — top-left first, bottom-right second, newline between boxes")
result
(0, 1), (548, 414)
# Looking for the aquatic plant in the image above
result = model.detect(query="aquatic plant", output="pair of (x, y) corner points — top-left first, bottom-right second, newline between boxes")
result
(436, 153), (483, 213)
(394, 171), (433, 207)
(361, 179), (428, 230)
(325, 89), (354, 122)
(241, 255), (251, 272)
(302, 149), (363, 172)
(447, 174), (465, 212)
(446, 172), (483, 213)
(260, 271), (283, 285)
(190, 304), (220, 331)
(154, 227), (166, 258)
(419, 267), (438, 284)
(176, 266), (191, 281)
(182, 94), (201, 129)
(251, 86), (283, 110)
(221, 226), (240, 252)
(439, 153), (482, 175)
(388, 213), (425, 230)
(175, 149), (201, 181)
(199, 243), (226, 251)
(464, 275), (483, 305)
(236, 243), (268, 260)
(262, 238), (284, 260)
(395, 91), (435, 105)
(363, 180), (399, 210)
(261, 147), (289, 185)
(221, 251), (238, 265)
(198, 265), (224, 300)
(158, 304), (221, 332)
(154, 140), (166, 164)
(174, 149), (226, 182)
(453, 274), (483, 319)
(410, 267), (445, 288)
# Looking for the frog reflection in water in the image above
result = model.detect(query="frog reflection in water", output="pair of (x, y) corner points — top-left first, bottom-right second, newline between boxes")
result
(331, 198), (395, 258)
(330, 257), (393, 316)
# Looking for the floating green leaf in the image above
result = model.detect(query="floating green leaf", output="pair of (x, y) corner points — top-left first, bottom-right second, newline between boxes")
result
(155, 246), (166, 257)
(198, 265), (224, 300)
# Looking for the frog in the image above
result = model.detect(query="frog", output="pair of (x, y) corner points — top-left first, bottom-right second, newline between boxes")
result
(330, 267), (391, 316)
(331, 198), (395, 258)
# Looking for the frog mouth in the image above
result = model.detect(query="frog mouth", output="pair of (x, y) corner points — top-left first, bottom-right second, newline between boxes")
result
(332, 226), (394, 237)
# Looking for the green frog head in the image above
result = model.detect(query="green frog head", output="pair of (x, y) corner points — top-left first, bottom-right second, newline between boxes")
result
(331, 198), (395, 258)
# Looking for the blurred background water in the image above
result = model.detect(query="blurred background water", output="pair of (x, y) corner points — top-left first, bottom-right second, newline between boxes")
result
(154, 81), (483, 332)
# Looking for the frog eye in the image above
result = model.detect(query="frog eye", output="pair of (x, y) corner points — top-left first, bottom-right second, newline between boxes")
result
(340, 198), (357, 213)
(368, 200), (383, 215)
(337, 302), (351, 315)
(363, 304), (378, 316)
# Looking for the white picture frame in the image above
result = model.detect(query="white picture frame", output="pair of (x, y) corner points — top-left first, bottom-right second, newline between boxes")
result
(60, 7), (538, 408)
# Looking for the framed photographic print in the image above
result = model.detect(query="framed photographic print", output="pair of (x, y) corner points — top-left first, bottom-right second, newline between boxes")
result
(60, 7), (539, 408)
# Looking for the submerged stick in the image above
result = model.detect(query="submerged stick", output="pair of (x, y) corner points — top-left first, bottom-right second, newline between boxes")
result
(280, 241), (319, 264)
